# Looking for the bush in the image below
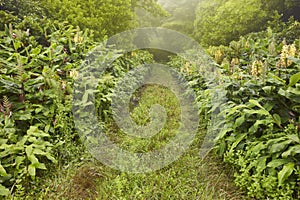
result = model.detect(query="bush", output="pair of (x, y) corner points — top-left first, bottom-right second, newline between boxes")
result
(169, 20), (300, 199)
(0, 20), (95, 197)
(208, 23), (300, 199)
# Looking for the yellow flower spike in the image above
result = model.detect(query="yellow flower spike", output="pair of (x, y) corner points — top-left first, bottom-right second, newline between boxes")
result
(70, 69), (79, 79)
(269, 41), (276, 55)
(281, 44), (297, 67)
(289, 44), (297, 56)
(280, 45), (290, 67)
(251, 62), (257, 77)
(231, 58), (239, 66)
(257, 61), (263, 75)
(131, 51), (137, 57)
(214, 49), (223, 64)
(251, 60), (263, 77)
(74, 27), (84, 44)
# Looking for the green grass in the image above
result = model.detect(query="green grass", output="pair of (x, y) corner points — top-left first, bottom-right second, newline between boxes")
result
(107, 84), (181, 152)
(22, 84), (250, 200)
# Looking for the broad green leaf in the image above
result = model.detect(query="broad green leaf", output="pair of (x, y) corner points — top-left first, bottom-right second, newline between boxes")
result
(15, 156), (25, 169)
(248, 120), (270, 134)
(244, 109), (270, 116)
(282, 145), (300, 158)
(215, 127), (233, 140)
(82, 92), (89, 103)
(30, 47), (42, 56)
(249, 99), (264, 110)
(289, 72), (300, 87)
(267, 74), (286, 85)
(270, 140), (292, 154)
(288, 56), (300, 65)
(13, 40), (22, 50)
(25, 145), (33, 156)
(287, 135), (300, 144)
(35, 162), (47, 170)
(218, 140), (226, 155)
(25, 145), (39, 165)
(28, 136), (37, 143)
(262, 86), (273, 94)
(28, 164), (36, 179)
(273, 114), (281, 127)
(278, 163), (294, 186)
(227, 104), (248, 116)
(229, 133), (246, 152)
(0, 139), (8, 145)
(256, 156), (267, 173)
(27, 126), (50, 137)
(234, 115), (245, 127)
(0, 78), (22, 93)
(14, 111), (32, 120)
(266, 137), (286, 147)
(27, 154), (39, 165)
(250, 142), (266, 154)
(0, 184), (10, 196)
(4, 24), (10, 37)
(35, 106), (44, 114)
(33, 148), (46, 155)
(279, 88), (300, 103)
(0, 164), (7, 176)
(267, 159), (289, 168)
(44, 125), (51, 133)
(45, 153), (57, 164)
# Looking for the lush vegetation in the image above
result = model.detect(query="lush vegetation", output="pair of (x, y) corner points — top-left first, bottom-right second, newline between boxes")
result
(0, 20), (95, 196)
(208, 22), (300, 199)
(167, 19), (300, 199)
(193, 0), (300, 46)
(0, 0), (300, 199)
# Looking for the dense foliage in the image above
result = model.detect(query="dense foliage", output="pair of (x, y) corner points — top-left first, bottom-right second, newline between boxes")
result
(194, 0), (300, 46)
(0, 0), (300, 199)
(0, 20), (96, 196)
(0, 0), (166, 40)
(166, 19), (300, 199)
(0, 17), (155, 198)
(212, 26), (300, 199)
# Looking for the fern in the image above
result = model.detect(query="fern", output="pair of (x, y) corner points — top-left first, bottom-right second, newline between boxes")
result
(17, 58), (23, 82)
(2, 96), (12, 117)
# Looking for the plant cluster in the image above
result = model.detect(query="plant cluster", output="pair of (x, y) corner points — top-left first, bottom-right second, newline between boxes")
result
(0, 20), (95, 196)
(167, 19), (300, 199)
(0, 15), (156, 196)
(208, 22), (300, 199)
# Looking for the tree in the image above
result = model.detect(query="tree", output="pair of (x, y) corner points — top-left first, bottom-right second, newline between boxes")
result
(160, 0), (199, 36)
(39, 0), (134, 40)
(194, 0), (300, 46)
(0, 0), (44, 18)
(0, 0), (166, 40)
(133, 0), (168, 17)
(194, 0), (273, 46)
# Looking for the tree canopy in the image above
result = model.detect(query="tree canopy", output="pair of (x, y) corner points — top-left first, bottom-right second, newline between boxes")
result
(0, 0), (166, 40)
(194, 0), (300, 46)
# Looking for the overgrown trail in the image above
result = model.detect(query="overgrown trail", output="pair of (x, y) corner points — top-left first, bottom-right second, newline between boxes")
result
(47, 84), (249, 200)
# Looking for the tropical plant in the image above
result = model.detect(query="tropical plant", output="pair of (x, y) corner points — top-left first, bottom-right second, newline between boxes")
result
(0, 20), (94, 196)
(206, 23), (300, 199)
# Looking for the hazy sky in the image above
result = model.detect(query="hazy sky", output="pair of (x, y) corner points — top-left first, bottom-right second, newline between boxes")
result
(158, 0), (202, 9)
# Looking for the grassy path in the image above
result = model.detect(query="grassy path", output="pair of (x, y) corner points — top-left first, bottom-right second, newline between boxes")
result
(100, 85), (247, 199)
(38, 84), (249, 200)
